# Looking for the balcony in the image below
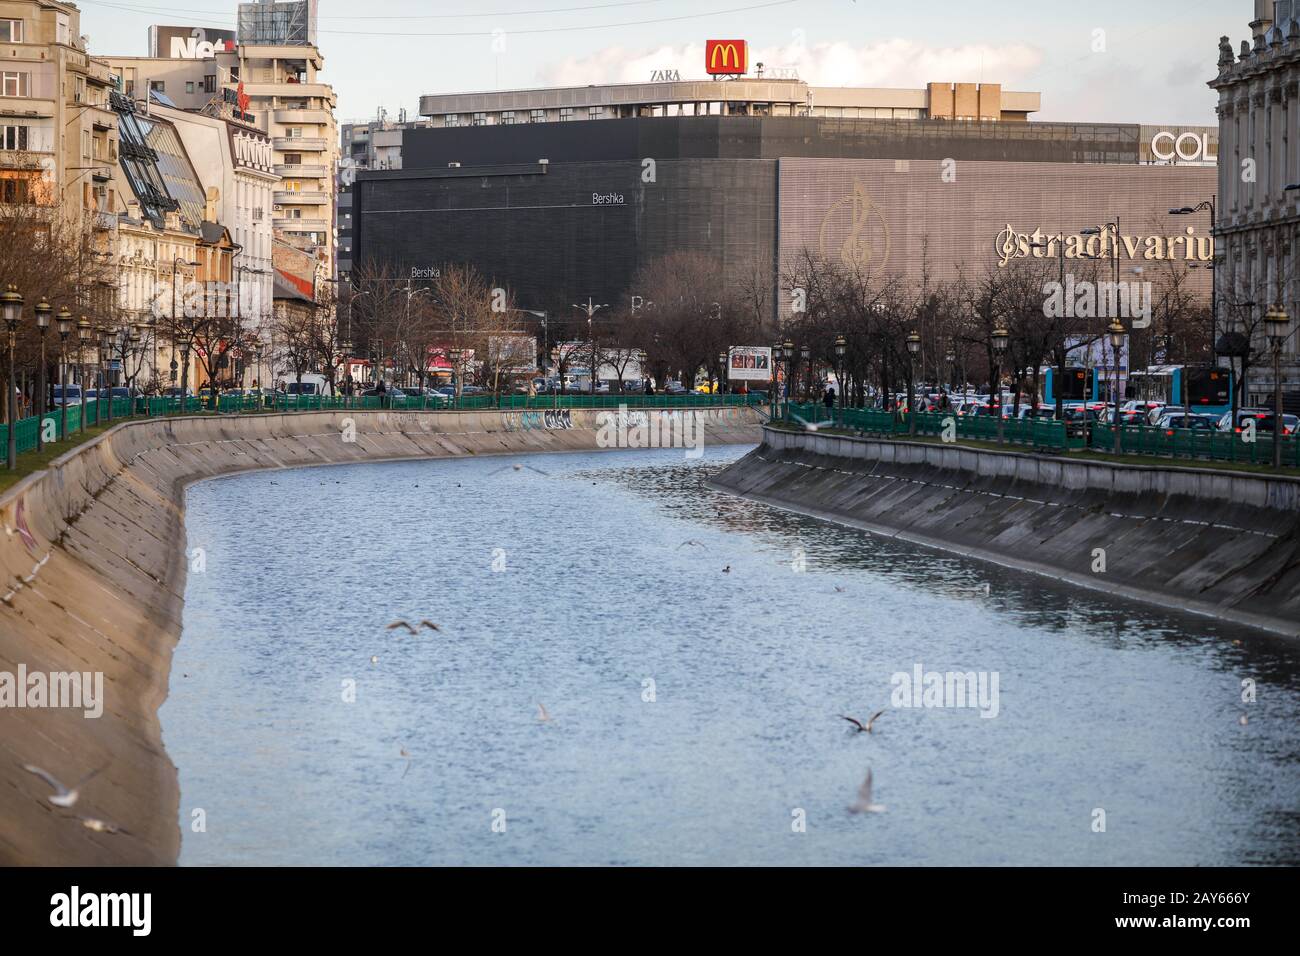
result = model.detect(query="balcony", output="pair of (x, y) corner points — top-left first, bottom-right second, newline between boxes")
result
(277, 216), (330, 233)
(274, 108), (333, 125)
(0, 96), (56, 120)
(274, 190), (329, 205)
(272, 136), (328, 151)
(91, 210), (118, 232)
(275, 163), (327, 178)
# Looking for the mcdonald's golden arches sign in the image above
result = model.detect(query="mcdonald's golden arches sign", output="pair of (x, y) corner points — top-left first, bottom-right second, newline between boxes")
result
(705, 39), (748, 75)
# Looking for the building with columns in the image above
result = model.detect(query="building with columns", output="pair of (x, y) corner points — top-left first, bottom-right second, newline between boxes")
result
(1210, 0), (1300, 410)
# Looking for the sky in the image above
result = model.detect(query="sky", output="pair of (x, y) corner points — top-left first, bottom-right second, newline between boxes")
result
(73, 0), (1253, 126)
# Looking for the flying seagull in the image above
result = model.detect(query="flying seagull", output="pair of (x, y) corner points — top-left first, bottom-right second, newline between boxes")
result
(418, 620), (441, 632)
(537, 702), (553, 723)
(677, 540), (706, 549)
(847, 768), (887, 814)
(839, 710), (886, 734)
(790, 411), (833, 432)
(386, 620), (417, 634)
(400, 747), (412, 779)
(22, 764), (105, 809)
(77, 816), (129, 836)
(489, 463), (551, 477)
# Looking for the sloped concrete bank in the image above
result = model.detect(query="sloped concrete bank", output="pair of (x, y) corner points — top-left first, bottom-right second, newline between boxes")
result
(710, 426), (1300, 639)
(0, 406), (762, 865)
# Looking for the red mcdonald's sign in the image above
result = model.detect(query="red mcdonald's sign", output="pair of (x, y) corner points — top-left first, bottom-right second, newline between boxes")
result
(705, 39), (748, 75)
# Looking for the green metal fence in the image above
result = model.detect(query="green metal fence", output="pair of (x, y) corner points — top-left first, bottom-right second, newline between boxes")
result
(0, 391), (766, 460)
(1090, 423), (1300, 467)
(781, 403), (1071, 453)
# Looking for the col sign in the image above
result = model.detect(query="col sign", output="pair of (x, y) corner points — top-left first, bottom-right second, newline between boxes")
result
(706, 39), (748, 75)
(1150, 131), (1216, 163)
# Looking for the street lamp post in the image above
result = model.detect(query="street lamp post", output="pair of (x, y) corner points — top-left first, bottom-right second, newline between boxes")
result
(906, 330), (921, 437)
(800, 345), (811, 405)
(770, 342), (782, 421)
(834, 334), (847, 424)
(783, 338), (795, 418)
(76, 317), (90, 434)
(1170, 199), (1217, 367)
(1264, 304), (1290, 469)
(1108, 319), (1126, 456)
(717, 350), (727, 398)
(572, 297), (608, 395)
(56, 309), (72, 440)
(34, 299), (51, 451)
(1, 286), (24, 470)
(992, 326), (1009, 445)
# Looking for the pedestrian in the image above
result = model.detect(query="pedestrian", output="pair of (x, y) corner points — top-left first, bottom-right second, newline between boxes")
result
(823, 384), (835, 411)
(645, 378), (655, 395)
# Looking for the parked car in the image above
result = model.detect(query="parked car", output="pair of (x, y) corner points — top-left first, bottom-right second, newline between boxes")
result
(1156, 412), (1220, 431)
(52, 384), (82, 407)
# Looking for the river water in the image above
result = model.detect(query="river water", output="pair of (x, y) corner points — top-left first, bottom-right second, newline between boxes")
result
(164, 444), (1300, 866)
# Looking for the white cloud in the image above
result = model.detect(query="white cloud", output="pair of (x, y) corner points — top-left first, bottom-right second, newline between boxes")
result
(538, 39), (1044, 89)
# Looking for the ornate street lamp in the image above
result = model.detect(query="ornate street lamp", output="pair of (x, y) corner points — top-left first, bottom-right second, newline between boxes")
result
(717, 350), (727, 399)
(834, 334), (847, 424)
(991, 327), (1009, 445)
(449, 346), (464, 405)
(799, 344), (811, 403)
(76, 317), (91, 434)
(783, 338), (795, 416)
(56, 308), (72, 440)
(906, 330), (922, 437)
(33, 299), (51, 451)
(770, 342), (784, 421)
(1108, 319), (1126, 455)
(1, 286), (24, 469)
(1264, 304), (1291, 469)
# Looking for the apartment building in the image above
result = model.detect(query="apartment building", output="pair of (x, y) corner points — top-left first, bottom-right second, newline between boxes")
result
(0, 0), (120, 244)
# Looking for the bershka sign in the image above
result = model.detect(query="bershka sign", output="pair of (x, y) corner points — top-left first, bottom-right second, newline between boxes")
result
(706, 39), (748, 75)
(593, 192), (624, 204)
(995, 224), (1214, 268)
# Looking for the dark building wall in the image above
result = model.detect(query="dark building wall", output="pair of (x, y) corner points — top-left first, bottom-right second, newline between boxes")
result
(399, 115), (1145, 169)
(354, 158), (778, 311)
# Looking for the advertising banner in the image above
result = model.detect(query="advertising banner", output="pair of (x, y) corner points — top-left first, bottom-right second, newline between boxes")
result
(728, 346), (772, 381)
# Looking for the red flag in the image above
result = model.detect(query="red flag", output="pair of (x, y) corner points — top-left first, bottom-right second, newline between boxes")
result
(237, 80), (250, 117)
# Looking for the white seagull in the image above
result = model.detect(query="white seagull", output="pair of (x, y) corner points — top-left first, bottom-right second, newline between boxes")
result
(790, 411), (833, 432)
(847, 769), (887, 814)
(537, 702), (553, 723)
(77, 816), (129, 835)
(22, 764), (105, 809)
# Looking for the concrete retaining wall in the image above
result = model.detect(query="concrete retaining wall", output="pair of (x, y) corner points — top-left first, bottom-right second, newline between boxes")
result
(0, 406), (762, 865)
(711, 427), (1300, 638)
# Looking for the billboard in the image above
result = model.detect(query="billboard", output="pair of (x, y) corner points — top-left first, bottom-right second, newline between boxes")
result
(728, 346), (772, 381)
(149, 25), (236, 59)
(705, 39), (748, 75)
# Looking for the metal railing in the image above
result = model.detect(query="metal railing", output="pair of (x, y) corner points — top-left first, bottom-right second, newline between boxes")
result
(0, 392), (765, 460)
(776, 402), (1300, 467)
(780, 403), (1071, 453)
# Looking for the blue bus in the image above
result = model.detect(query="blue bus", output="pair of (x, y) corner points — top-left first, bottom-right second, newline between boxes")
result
(1127, 365), (1234, 415)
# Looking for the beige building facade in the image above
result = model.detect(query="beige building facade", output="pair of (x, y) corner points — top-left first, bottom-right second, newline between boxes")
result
(1210, 0), (1300, 406)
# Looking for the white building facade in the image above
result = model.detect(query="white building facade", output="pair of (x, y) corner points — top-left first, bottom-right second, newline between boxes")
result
(1211, 0), (1300, 408)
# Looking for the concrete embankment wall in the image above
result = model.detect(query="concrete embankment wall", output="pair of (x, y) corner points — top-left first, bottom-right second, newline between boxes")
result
(0, 406), (762, 865)
(710, 426), (1300, 638)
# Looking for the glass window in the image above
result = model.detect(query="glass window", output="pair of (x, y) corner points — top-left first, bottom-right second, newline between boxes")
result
(444, 114), (461, 127)
(150, 80), (165, 93)
(0, 125), (28, 150)
(204, 75), (217, 94)
(559, 107), (574, 121)
(186, 81), (195, 94)
(0, 20), (23, 42)
(588, 106), (602, 119)
(500, 111), (515, 125)
(472, 112), (488, 126)
(529, 109), (545, 123)
(1, 72), (30, 97)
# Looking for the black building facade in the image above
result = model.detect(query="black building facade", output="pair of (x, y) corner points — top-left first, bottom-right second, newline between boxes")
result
(352, 115), (1213, 319)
